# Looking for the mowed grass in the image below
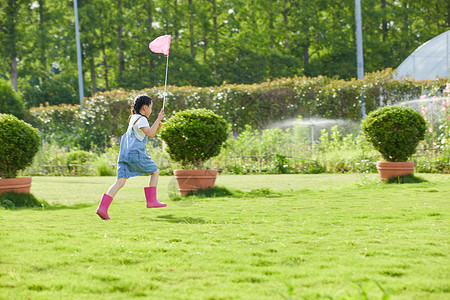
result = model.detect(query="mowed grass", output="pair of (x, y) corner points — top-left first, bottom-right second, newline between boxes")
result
(0, 174), (449, 299)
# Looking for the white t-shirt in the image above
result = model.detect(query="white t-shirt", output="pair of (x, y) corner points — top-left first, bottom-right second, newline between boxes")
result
(128, 114), (150, 141)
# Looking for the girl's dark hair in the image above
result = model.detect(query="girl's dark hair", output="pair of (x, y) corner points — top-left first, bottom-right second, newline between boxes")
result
(130, 94), (152, 117)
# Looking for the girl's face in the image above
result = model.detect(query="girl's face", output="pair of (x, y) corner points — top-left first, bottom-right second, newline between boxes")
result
(140, 103), (153, 118)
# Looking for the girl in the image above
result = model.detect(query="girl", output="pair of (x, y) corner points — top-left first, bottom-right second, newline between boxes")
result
(96, 94), (166, 220)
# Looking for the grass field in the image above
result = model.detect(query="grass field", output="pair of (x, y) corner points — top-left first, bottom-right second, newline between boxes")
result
(1, 174), (449, 299)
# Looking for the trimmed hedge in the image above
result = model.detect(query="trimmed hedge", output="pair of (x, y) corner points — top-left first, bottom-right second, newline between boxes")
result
(0, 114), (40, 178)
(361, 106), (427, 162)
(160, 108), (229, 169)
(29, 69), (447, 151)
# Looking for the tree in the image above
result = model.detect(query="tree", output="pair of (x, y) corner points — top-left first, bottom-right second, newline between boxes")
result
(0, 0), (33, 91)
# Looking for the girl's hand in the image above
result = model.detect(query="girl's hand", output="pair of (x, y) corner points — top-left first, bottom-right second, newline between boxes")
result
(158, 109), (165, 121)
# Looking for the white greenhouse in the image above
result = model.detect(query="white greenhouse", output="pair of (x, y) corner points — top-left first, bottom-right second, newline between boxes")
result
(395, 30), (449, 80)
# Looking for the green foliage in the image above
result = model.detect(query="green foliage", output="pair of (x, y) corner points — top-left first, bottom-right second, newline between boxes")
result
(160, 108), (229, 169)
(273, 155), (293, 174)
(92, 158), (116, 176)
(0, 192), (44, 209)
(90, 147), (118, 176)
(28, 104), (80, 148)
(66, 150), (91, 165)
(0, 114), (40, 178)
(1, 0), (449, 98)
(27, 71), (446, 152)
(66, 150), (92, 175)
(22, 75), (79, 108)
(0, 79), (25, 119)
(28, 91), (131, 151)
(361, 106), (427, 162)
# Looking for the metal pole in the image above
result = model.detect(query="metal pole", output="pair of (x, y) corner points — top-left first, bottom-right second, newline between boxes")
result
(162, 54), (169, 111)
(355, 0), (365, 117)
(74, 0), (84, 109)
(355, 0), (364, 79)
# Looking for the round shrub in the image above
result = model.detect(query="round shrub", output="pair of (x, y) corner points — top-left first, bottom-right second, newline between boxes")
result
(361, 106), (426, 162)
(0, 114), (40, 178)
(0, 79), (26, 119)
(160, 108), (228, 169)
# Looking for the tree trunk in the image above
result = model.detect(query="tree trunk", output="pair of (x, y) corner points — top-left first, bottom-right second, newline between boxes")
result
(282, 0), (289, 48)
(145, 2), (155, 71)
(117, 0), (125, 79)
(188, 0), (196, 58)
(173, 0), (179, 40)
(102, 48), (109, 90)
(38, 0), (47, 75)
(303, 36), (310, 66)
(447, 0), (450, 27)
(269, 0), (274, 50)
(203, 32), (208, 62)
(381, 0), (387, 42)
(6, 0), (19, 91)
(99, 26), (109, 91)
(435, 2), (440, 30)
(212, 0), (218, 74)
(90, 57), (97, 95)
(402, 1), (409, 54)
(11, 56), (18, 92)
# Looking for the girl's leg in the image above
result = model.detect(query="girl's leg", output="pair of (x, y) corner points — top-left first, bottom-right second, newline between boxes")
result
(97, 178), (127, 220)
(148, 169), (160, 187)
(145, 170), (166, 208)
(107, 178), (128, 198)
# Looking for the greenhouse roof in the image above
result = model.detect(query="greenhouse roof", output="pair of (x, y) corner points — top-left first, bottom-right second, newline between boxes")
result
(395, 30), (449, 80)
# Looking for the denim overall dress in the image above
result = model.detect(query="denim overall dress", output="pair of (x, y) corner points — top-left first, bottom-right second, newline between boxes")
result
(116, 116), (158, 178)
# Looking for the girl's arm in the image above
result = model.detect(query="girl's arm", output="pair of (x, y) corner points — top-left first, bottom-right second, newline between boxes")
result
(141, 109), (165, 138)
(155, 121), (163, 134)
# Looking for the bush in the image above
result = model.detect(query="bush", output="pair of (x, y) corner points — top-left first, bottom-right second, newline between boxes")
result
(22, 75), (79, 108)
(0, 79), (26, 119)
(160, 108), (229, 169)
(66, 150), (92, 175)
(27, 69), (447, 152)
(0, 114), (40, 178)
(92, 156), (116, 176)
(66, 150), (91, 165)
(0, 192), (45, 209)
(28, 104), (80, 148)
(361, 106), (426, 162)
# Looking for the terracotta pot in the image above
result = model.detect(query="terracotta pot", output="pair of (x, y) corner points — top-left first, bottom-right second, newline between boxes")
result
(0, 177), (32, 195)
(376, 161), (415, 180)
(174, 169), (218, 196)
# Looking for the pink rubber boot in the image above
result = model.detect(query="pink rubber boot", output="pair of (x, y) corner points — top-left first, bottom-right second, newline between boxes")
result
(96, 194), (113, 219)
(144, 187), (167, 208)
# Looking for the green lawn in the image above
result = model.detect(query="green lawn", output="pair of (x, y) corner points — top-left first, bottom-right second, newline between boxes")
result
(1, 174), (449, 299)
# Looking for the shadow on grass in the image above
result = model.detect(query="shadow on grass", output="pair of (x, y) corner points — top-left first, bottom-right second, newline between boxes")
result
(155, 214), (207, 224)
(41, 203), (93, 211)
(170, 186), (282, 201)
(385, 174), (428, 184)
(0, 192), (93, 211)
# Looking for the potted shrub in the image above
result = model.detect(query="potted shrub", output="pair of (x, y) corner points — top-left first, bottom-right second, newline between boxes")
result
(0, 114), (40, 194)
(160, 108), (228, 195)
(361, 106), (426, 181)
